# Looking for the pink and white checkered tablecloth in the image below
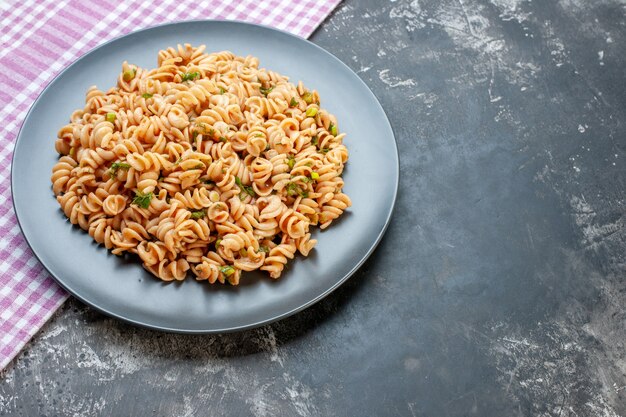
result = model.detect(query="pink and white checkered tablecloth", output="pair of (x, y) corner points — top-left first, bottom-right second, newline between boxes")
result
(0, 0), (341, 370)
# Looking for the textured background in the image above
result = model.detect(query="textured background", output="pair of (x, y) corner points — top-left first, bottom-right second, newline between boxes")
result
(1, 0), (625, 416)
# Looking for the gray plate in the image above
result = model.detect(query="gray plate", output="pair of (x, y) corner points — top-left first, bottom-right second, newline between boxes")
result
(11, 21), (398, 333)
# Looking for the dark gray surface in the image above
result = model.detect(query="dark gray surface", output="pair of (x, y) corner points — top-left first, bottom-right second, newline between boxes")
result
(2, 0), (625, 415)
(11, 20), (398, 333)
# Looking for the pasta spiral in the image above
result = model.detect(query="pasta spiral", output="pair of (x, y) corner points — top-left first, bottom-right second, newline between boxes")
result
(50, 45), (351, 284)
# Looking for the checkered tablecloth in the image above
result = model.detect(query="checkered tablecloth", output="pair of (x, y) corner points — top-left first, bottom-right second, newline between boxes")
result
(0, 0), (341, 371)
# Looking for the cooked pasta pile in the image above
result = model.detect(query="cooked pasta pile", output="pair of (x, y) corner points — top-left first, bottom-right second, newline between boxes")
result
(51, 44), (351, 285)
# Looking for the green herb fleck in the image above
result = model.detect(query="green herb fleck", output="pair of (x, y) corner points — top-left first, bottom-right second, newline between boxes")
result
(141, 93), (153, 99)
(106, 112), (116, 123)
(321, 148), (330, 154)
(235, 176), (256, 198)
(286, 182), (308, 198)
(202, 179), (215, 185)
(123, 68), (136, 82)
(215, 238), (222, 247)
(219, 136), (227, 142)
(286, 178), (309, 198)
(192, 131), (199, 141)
(311, 172), (320, 180)
(190, 209), (206, 219)
(286, 182), (298, 196)
(289, 97), (298, 107)
(311, 135), (318, 146)
(69, 147), (75, 157)
(220, 265), (235, 277)
(286, 155), (296, 170)
(305, 107), (318, 117)
(194, 163), (204, 170)
(260, 86), (274, 96)
(302, 92), (313, 104)
(109, 162), (131, 178)
(208, 128), (216, 138)
(180, 72), (200, 82)
(219, 87), (226, 94)
(132, 191), (153, 209)
(259, 245), (270, 253)
(239, 248), (248, 257)
(329, 123), (338, 136)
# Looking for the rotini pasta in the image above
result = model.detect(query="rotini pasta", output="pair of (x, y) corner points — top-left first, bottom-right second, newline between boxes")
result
(51, 45), (351, 285)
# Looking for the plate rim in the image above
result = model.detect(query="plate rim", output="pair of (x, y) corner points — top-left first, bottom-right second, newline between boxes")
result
(11, 19), (400, 333)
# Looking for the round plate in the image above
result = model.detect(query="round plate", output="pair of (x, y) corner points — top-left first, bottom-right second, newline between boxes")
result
(12, 21), (398, 333)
